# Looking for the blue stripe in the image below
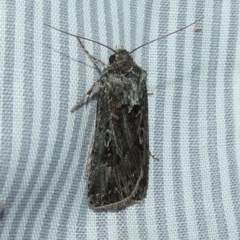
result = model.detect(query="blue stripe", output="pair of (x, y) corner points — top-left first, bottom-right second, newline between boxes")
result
(140, 0), (154, 64)
(117, 210), (128, 240)
(153, 0), (170, 239)
(172, 6), (189, 240)
(130, 1), (137, 50)
(117, 1), (125, 46)
(104, 0), (114, 54)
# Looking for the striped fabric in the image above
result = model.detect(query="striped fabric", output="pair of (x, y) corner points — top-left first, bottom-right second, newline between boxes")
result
(1, 0), (240, 239)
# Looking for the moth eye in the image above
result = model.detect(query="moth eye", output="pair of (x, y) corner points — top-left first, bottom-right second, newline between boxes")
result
(109, 54), (116, 64)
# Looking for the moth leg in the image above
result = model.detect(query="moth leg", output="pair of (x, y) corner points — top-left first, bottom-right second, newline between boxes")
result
(77, 37), (107, 69)
(149, 151), (160, 161)
(71, 80), (101, 113)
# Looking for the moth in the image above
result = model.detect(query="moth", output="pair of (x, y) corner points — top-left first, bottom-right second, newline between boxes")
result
(45, 17), (203, 210)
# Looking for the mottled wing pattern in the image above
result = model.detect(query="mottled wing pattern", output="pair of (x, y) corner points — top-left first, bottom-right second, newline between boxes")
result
(88, 63), (149, 210)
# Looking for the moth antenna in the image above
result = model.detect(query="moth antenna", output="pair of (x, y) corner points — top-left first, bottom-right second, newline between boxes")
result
(44, 23), (116, 68)
(76, 37), (107, 68)
(130, 17), (203, 54)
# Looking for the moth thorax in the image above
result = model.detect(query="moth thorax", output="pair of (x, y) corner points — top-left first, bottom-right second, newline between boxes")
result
(109, 49), (133, 64)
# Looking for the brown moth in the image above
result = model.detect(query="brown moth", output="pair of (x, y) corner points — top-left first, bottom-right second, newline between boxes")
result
(45, 17), (203, 210)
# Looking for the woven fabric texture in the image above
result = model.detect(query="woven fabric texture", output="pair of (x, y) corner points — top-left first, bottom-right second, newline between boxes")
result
(0, 0), (240, 239)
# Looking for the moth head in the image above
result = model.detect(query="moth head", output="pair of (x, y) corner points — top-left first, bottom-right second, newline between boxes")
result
(109, 49), (133, 64)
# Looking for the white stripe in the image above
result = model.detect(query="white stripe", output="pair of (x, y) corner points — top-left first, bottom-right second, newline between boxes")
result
(126, 207), (140, 239)
(107, 212), (118, 239)
(86, 209), (98, 240)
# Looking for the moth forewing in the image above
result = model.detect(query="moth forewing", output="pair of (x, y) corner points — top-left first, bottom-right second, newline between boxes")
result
(87, 50), (149, 209)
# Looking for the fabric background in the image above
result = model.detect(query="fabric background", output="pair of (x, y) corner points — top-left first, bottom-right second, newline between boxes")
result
(1, 0), (240, 239)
